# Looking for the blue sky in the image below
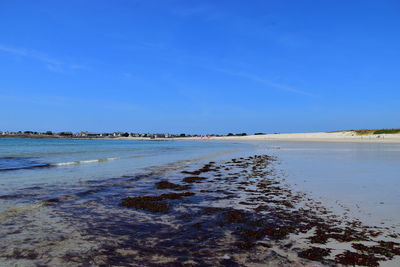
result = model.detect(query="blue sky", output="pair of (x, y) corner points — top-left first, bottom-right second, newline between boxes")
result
(1, 0), (399, 134)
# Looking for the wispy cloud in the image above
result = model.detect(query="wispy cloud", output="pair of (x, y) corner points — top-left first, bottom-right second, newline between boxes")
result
(169, 3), (307, 49)
(171, 5), (211, 17)
(0, 91), (142, 113)
(0, 44), (88, 73)
(115, 40), (314, 97)
(69, 64), (90, 71)
(229, 70), (315, 97)
(0, 44), (27, 55)
(122, 72), (135, 79)
(203, 66), (316, 97)
(169, 3), (224, 22)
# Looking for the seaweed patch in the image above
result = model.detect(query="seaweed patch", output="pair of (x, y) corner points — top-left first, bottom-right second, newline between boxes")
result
(155, 180), (190, 190)
(298, 247), (331, 262)
(182, 176), (207, 183)
(335, 251), (384, 267)
(120, 192), (195, 213)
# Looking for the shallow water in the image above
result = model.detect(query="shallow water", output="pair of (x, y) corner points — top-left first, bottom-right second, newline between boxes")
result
(263, 141), (400, 227)
(0, 138), (399, 266)
(0, 138), (254, 219)
(0, 138), (249, 191)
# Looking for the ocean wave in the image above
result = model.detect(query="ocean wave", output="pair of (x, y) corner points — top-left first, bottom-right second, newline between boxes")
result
(2, 148), (136, 158)
(0, 163), (51, 172)
(51, 157), (119, 166)
(0, 157), (120, 171)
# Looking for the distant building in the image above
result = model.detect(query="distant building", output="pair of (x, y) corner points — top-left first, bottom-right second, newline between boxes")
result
(76, 131), (88, 137)
(58, 132), (73, 137)
(112, 132), (125, 137)
(153, 133), (168, 138)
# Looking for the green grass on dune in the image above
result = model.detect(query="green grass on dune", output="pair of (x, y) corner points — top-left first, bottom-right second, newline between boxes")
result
(328, 129), (400, 135)
(353, 129), (400, 135)
(373, 129), (400, 134)
(354, 130), (375, 135)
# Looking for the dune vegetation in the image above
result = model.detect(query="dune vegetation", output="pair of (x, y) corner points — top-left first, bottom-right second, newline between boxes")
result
(353, 129), (400, 135)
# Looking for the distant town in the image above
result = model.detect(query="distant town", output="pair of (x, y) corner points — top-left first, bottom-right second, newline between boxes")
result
(0, 131), (255, 139)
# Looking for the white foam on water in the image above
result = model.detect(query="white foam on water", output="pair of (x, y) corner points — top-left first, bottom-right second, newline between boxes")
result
(52, 157), (120, 166)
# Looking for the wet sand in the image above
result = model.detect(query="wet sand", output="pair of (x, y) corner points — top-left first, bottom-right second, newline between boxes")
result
(0, 154), (399, 266)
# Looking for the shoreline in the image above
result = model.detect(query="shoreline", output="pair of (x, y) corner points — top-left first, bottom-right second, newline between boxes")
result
(2, 131), (400, 144)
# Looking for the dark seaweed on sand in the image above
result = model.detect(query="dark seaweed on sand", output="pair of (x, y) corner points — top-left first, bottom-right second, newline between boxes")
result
(298, 247), (331, 261)
(5, 154), (399, 266)
(120, 192), (195, 213)
(182, 176), (207, 183)
(155, 180), (190, 190)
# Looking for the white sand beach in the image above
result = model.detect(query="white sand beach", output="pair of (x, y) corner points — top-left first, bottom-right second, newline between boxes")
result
(178, 131), (400, 144)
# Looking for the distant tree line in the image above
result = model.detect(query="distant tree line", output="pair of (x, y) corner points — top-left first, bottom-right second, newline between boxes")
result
(227, 133), (247, 136)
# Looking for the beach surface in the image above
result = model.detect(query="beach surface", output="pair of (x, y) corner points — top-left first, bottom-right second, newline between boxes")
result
(174, 131), (400, 144)
(1, 138), (399, 266)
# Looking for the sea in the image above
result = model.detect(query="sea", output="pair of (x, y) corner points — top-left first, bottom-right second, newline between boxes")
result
(0, 138), (253, 212)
